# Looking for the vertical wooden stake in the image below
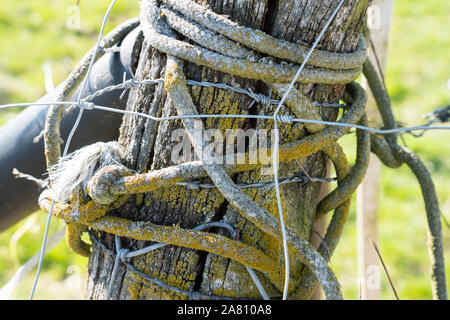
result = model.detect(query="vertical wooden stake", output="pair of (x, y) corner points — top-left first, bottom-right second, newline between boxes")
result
(357, 0), (394, 300)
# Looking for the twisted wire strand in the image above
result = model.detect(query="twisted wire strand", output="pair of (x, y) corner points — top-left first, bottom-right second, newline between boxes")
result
(38, 193), (288, 293)
(43, 17), (140, 168)
(80, 77), (347, 109)
(176, 175), (335, 190)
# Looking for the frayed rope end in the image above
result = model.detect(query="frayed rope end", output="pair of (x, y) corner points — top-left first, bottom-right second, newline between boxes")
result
(48, 141), (125, 206)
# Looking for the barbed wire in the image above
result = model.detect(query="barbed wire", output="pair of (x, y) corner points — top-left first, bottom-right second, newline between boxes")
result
(2, 89), (448, 137)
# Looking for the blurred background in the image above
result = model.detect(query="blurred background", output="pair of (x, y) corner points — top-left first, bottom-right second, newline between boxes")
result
(0, 0), (448, 299)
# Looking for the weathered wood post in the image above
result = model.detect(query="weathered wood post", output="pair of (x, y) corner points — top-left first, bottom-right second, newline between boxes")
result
(356, 0), (394, 300)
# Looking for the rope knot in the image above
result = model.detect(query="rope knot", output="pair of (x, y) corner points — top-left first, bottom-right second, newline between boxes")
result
(87, 165), (132, 205)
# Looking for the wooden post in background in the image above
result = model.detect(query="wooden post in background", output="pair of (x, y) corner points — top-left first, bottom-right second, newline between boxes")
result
(356, 0), (394, 300)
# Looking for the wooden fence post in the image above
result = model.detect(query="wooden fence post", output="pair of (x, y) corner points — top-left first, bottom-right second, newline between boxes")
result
(356, 0), (394, 300)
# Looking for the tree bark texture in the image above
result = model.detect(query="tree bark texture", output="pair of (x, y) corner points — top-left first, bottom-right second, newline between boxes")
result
(85, 0), (369, 300)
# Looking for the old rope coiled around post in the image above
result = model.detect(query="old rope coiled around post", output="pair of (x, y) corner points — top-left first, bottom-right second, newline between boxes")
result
(38, 0), (446, 300)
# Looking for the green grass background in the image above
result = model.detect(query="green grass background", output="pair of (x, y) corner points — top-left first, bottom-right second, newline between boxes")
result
(0, 0), (448, 299)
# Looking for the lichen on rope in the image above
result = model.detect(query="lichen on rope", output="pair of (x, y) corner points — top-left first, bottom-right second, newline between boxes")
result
(363, 58), (447, 300)
(37, 0), (446, 300)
